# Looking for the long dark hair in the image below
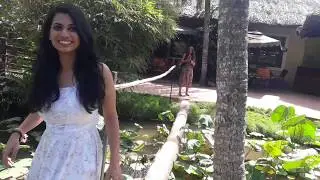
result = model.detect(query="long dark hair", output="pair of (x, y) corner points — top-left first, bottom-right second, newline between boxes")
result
(29, 3), (105, 113)
(185, 46), (195, 60)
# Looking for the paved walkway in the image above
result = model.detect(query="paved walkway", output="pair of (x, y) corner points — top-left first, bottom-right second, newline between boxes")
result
(131, 81), (320, 119)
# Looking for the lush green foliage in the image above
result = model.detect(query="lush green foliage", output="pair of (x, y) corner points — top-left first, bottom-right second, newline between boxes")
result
(246, 105), (320, 179)
(271, 105), (317, 143)
(1, 0), (177, 73)
(0, 74), (33, 119)
(246, 111), (282, 139)
(172, 128), (213, 179)
(116, 92), (174, 121)
(116, 92), (216, 123)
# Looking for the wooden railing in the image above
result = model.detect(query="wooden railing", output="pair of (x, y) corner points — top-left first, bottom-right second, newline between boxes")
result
(145, 100), (190, 180)
(114, 65), (176, 90)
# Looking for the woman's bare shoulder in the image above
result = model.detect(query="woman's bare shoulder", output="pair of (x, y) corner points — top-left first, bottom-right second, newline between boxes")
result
(99, 62), (111, 74)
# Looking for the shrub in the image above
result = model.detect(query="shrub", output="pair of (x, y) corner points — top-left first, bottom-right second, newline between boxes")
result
(116, 92), (173, 121)
(246, 111), (281, 139)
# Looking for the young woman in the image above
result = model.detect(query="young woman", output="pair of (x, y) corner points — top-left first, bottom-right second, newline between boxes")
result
(178, 46), (196, 96)
(2, 4), (121, 180)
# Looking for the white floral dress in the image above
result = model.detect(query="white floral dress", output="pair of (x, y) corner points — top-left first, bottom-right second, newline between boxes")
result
(27, 86), (103, 180)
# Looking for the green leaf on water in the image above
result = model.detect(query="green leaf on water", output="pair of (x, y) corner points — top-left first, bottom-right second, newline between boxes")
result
(255, 163), (276, 174)
(263, 140), (288, 158)
(178, 154), (195, 161)
(186, 139), (200, 152)
(282, 115), (306, 129)
(185, 165), (201, 176)
(199, 159), (213, 167)
(283, 155), (320, 172)
(288, 120), (316, 142)
(198, 115), (213, 129)
(132, 143), (144, 152)
(195, 153), (211, 160)
(200, 165), (213, 173)
(271, 105), (287, 122)
(271, 105), (295, 123)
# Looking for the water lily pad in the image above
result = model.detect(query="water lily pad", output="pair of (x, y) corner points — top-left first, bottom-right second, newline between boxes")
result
(201, 165), (213, 173)
(185, 164), (201, 176)
(127, 152), (139, 162)
(199, 159), (213, 167)
(178, 154), (195, 161)
(198, 115), (213, 129)
(129, 163), (145, 171)
(132, 143), (145, 152)
(196, 153), (211, 160)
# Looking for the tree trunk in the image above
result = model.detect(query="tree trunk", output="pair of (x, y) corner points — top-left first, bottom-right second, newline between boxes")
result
(199, 0), (210, 86)
(213, 0), (249, 179)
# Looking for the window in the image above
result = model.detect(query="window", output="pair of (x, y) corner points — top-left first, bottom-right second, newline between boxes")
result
(249, 36), (286, 68)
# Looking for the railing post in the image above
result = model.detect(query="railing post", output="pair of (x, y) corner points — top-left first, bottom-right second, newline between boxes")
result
(145, 100), (190, 180)
(112, 71), (118, 84)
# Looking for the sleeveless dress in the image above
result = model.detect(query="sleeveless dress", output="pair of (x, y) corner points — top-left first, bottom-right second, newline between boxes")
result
(179, 54), (195, 87)
(26, 86), (103, 180)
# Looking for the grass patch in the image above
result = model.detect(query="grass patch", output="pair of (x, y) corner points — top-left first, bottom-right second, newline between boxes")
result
(117, 92), (173, 121)
(117, 92), (216, 124)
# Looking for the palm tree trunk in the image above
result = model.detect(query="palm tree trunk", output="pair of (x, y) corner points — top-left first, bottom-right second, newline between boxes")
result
(199, 0), (210, 86)
(213, 0), (249, 179)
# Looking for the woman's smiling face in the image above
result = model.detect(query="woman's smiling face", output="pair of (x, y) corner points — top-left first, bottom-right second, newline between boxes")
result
(49, 13), (80, 54)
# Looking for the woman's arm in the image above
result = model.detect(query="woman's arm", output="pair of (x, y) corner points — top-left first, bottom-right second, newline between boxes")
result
(100, 63), (121, 167)
(2, 113), (43, 167)
(18, 113), (43, 134)
(191, 58), (196, 67)
(179, 53), (187, 65)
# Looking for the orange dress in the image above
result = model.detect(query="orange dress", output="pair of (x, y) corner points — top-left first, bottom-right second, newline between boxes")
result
(179, 54), (195, 87)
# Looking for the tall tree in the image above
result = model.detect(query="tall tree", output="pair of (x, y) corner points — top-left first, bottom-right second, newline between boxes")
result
(213, 0), (249, 179)
(199, 0), (210, 86)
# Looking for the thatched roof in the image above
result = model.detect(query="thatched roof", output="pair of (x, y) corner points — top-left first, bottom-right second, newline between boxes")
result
(177, 0), (320, 26)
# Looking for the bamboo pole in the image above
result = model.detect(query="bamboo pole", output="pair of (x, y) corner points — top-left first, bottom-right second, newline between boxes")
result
(114, 65), (176, 90)
(145, 100), (190, 180)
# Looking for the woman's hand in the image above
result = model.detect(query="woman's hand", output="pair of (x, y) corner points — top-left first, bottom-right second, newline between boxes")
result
(104, 163), (122, 180)
(2, 133), (21, 168)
